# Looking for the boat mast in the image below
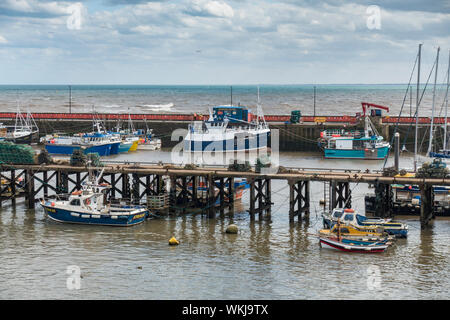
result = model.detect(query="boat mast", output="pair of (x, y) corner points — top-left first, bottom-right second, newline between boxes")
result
(256, 86), (267, 127)
(427, 47), (440, 156)
(414, 44), (422, 172)
(444, 50), (450, 151)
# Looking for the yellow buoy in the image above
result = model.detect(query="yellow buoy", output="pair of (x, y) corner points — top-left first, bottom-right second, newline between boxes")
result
(169, 236), (179, 246)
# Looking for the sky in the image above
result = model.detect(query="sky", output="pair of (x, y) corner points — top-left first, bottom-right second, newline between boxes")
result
(0, 0), (449, 85)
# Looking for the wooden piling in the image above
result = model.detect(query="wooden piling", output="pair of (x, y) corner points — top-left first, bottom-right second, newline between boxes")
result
(420, 184), (434, 228)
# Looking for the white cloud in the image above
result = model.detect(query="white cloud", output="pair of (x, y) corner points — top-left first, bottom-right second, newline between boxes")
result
(0, 35), (7, 43)
(186, 0), (234, 18)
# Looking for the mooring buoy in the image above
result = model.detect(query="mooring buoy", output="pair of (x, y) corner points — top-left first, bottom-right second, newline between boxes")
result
(225, 224), (238, 234)
(169, 236), (180, 245)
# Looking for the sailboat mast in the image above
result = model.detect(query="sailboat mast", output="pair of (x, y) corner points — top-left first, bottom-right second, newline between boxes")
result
(444, 50), (450, 151)
(427, 47), (440, 156)
(414, 44), (422, 172)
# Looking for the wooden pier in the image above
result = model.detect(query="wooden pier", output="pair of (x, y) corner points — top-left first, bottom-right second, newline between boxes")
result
(1, 162), (449, 228)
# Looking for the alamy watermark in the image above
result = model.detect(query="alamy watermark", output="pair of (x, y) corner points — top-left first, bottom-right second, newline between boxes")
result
(66, 265), (81, 290)
(366, 265), (382, 290)
(67, 3), (83, 30)
(366, 5), (381, 30)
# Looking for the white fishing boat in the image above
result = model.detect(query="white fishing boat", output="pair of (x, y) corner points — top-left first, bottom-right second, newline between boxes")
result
(184, 89), (270, 154)
(0, 109), (39, 144)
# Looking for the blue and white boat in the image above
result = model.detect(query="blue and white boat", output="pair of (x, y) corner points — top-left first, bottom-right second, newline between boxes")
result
(40, 170), (149, 226)
(323, 208), (408, 238)
(44, 120), (121, 156)
(45, 133), (121, 156)
(184, 104), (270, 153)
(318, 103), (390, 159)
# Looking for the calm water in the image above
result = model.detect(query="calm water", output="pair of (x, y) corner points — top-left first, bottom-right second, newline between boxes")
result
(0, 84), (448, 117)
(1, 150), (450, 300)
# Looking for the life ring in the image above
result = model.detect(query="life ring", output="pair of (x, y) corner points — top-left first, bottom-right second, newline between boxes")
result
(85, 198), (91, 205)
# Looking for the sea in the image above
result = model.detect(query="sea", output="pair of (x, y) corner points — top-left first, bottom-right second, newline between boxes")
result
(0, 84), (448, 116)
(1, 84), (450, 300)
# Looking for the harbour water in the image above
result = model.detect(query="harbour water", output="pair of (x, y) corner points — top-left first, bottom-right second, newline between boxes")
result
(0, 84), (447, 117)
(1, 150), (450, 299)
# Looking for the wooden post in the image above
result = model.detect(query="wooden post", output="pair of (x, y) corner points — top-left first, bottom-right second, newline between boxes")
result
(265, 178), (271, 219)
(420, 184), (434, 228)
(208, 174), (215, 218)
(289, 180), (295, 222)
(249, 178), (255, 220)
(219, 177), (225, 216)
(228, 177), (235, 211)
(169, 175), (177, 213)
(26, 169), (35, 209)
(10, 169), (16, 205)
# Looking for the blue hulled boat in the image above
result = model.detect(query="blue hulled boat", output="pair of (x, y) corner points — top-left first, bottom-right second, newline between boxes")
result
(45, 133), (120, 156)
(41, 171), (148, 226)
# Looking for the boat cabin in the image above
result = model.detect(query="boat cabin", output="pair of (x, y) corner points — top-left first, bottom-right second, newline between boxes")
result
(212, 106), (249, 123)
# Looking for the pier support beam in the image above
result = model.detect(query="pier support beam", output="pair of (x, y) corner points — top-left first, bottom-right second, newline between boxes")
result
(25, 169), (35, 209)
(420, 184), (434, 228)
(330, 180), (351, 210)
(248, 178), (272, 221)
(288, 180), (310, 222)
(373, 181), (393, 218)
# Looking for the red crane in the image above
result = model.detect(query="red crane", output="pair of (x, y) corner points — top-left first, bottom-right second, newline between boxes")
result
(361, 102), (389, 117)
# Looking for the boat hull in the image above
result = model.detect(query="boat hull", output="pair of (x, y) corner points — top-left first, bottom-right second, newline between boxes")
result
(319, 237), (388, 253)
(42, 204), (148, 227)
(324, 146), (389, 160)
(118, 142), (132, 153)
(45, 143), (116, 156)
(184, 131), (270, 152)
(5, 130), (39, 144)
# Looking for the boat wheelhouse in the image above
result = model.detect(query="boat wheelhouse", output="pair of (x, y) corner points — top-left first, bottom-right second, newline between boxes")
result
(184, 105), (270, 153)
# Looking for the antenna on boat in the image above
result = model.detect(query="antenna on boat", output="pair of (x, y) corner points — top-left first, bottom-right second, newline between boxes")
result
(256, 86), (267, 127)
(95, 167), (105, 185)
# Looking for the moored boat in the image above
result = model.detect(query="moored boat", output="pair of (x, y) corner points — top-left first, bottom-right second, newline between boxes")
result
(40, 170), (149, 226)
(319, 236), (390, 253)
(319, 221), (389, 242)
(323, 208), (408, 238)
(184, 105), (270, 153)
(318, 102), (390, 160)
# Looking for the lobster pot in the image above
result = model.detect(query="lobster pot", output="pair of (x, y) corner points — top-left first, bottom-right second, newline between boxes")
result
(147, 193), (169, 210)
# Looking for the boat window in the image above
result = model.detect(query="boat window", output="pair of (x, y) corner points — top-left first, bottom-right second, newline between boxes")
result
(340, 228), (349, 234)
(332, 211), (343, 218)
(329, 140), (336, 149)
(344, 214), (353, 221)
(70, 199), (80, 206)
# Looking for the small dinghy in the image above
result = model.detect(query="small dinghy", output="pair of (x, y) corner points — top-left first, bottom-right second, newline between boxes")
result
(319, 236), (390, 253)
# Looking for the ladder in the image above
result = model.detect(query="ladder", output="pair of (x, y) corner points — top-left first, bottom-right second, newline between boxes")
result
(323, 181), (330, 213)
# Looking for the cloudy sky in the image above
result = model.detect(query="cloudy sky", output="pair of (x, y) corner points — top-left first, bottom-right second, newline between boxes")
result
(0, 0), (449, 84)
